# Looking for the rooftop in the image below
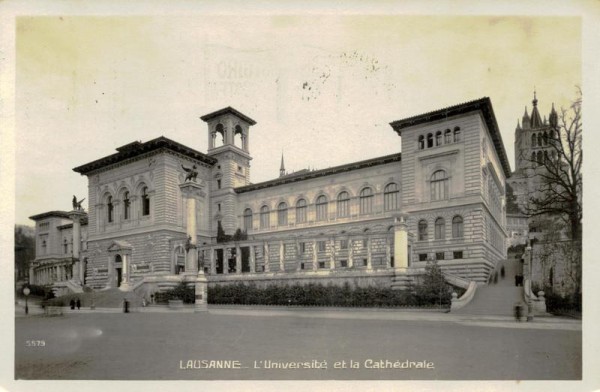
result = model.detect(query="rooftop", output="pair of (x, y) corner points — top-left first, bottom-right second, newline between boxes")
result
(73, 136), (217, 175)
(29, 211), (72, 221)
(389, 97), (512, 177)
(235, 153), (402, 193)
(200, 106), (257, 125)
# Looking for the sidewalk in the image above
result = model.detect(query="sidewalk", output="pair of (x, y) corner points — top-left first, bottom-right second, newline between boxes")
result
(15, 302), (581, 331)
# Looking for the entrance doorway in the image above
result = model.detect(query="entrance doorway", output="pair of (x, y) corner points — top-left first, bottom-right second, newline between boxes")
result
(114, 254), (123, 287)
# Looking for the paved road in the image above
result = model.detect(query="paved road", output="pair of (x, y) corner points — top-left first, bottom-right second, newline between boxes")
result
(15, 310), (581, 380)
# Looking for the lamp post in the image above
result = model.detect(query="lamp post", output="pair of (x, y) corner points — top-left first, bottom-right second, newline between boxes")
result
(525, 239), (534, 322)
(22, 287), (30, 315)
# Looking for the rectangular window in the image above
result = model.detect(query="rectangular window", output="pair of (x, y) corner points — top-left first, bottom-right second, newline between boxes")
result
(299, 242), (306, 254)
(436, 252), (445, 260)
(362, 239), (368, 248)
(318, 241), (326, 252)
(453, 251), (463, 259)
(217, 179), (222, 189)
(362, 258), (368, 266)
(300, 263), (305, 270)
(419, 253), (428, 261)
(340, 239), (348, 250)
(340, 260), (348, 268)
(318, 261), (326, 269)
(217, 203), (221, 212)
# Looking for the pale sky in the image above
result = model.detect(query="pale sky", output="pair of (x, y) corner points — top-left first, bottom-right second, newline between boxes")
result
(14, 15), (581, 225)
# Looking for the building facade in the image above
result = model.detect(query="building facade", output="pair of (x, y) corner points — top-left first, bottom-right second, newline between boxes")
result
(29, 98), (511, 297)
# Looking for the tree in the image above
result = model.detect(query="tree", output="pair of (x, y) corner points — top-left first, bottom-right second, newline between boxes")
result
(14, 225), (35, 284)
(524, 89), (582, 242)
(519, 89), (582, 300)
(415, 259), (452, 306)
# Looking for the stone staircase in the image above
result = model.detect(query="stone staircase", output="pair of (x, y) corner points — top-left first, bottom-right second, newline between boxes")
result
(453, 258), (524, 316)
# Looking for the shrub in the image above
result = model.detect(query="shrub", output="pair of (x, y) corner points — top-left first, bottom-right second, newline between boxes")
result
(207, 281), (449, 308)
(154, 283), (195, 304)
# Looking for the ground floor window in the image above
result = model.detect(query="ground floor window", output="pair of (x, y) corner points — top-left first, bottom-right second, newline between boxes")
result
(419, 253), (428, 261)
(340, 259), (348, 268)
(453, 251), (463, 259)
(318, 261), (326, 269)
(436, 252), (445, 260)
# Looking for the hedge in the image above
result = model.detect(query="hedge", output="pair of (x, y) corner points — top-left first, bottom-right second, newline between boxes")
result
(207, 282), (450, 308)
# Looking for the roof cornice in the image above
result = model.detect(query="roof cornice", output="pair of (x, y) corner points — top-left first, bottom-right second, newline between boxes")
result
(389, 97), (512, 177)
(73, 136), (217, 175)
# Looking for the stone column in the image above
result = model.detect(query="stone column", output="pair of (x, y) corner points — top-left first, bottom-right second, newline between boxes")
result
(348, 238), (354, 268)
(223, 247), (229, 274)
(385, 237), (392, 268)
(249, 245), (256, 273)
(366, 237), (372, 270)
(179, 179), (208, 312)
(263, 242), (270, 272)
(312, 240), (318, 271)
(279, 241), (285, 272)
(118, 253), (133, 291)
(295, 240), (302, 272)
(236, 245), (242, 274)
(393, 214), (410, 270)
(69, 209), (86, 283)
(329, 238), (336, 270)
(210, 248), (217, 275)
(179, 182), (205, 275)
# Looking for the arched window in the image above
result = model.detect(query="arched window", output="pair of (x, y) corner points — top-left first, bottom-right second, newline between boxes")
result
(141, 187), (150, 216)
(337, 191), (350, 218)
(260, 205), (270, 229)
(418, 220), (428, 241)
(453, 127), (461, 142)
(234, 125), (243, 148)
(214, 123), (225, 147)
(316, 195), (328, 221)
(359, 187), (373, 215)
(430, 170), (448, 201)
(277, 202), (288, 226)
(123, 191), (130, 220)
(63, 239), (68, 254)
(531, 152), (536, 167)
(444, 129), (452, 144)
(537, 134), (543, 147)
(107, 196), (114, 223)
(544, 150), (549, 164)
(435, 217), (445, 240)
(384, 183), (399, 211)
(532, 133), (537, 147)
(452, 216), (464, 238)
(537, 151), (543, 165)
(543, 131), (548, 145)
(427, 133), (433, 148)
(418, 135), (425, 150)
(435, 131), (442, 146)
(243, 208), (253, 231)
(296, 199), (307, 224)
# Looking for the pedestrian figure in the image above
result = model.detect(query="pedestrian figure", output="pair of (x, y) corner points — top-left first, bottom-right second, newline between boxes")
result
(142, 297), (146, 307)
(76, 298), (81, 310)
(514, 302), (523, 322)
(70, 299), (75, 310)
(500, 266), (505, 278)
